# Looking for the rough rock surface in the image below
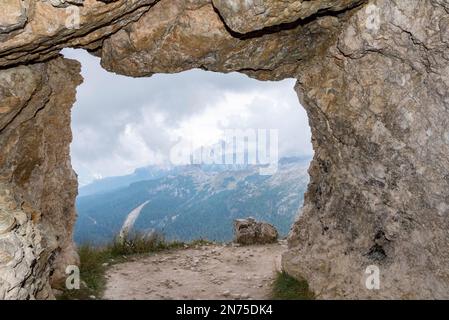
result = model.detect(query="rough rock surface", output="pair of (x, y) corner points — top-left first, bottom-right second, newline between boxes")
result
(234, 218), (279, 245)
(283, 0), (449, 299)
(0, 57), (82, 299)
(0, 0), (28, 34)
(0, 0), (158, 68)
(211, 0), (363, 34)
(99, 0), (348, 80)
(1, 0), (449, 300)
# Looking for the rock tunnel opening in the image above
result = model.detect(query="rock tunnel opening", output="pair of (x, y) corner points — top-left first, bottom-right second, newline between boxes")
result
(1, 0), (448, 300)
(63, 48), (314, 249)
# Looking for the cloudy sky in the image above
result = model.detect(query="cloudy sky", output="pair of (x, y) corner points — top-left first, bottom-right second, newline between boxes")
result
(62, 49), (313, 186)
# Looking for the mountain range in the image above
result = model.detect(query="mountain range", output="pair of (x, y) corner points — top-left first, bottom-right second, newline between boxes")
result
(74, 157), (311, 244)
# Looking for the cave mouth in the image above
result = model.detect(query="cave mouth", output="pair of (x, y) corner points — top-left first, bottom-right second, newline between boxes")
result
(63, 48), (313, 247)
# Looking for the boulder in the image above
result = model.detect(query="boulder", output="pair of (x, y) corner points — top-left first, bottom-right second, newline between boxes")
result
(234, 218), (278, 245)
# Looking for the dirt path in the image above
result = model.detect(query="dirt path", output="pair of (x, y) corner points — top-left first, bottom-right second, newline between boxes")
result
(103, 242), (286, 300)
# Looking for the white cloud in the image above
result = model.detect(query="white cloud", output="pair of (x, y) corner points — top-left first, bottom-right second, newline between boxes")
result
(63, 49), (313, 185)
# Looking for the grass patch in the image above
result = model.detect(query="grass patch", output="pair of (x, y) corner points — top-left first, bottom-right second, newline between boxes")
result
(57, 233), (188, 300)
(189, 238), (215, 247)
(106, 232), (184, 257)
(271, 271), (315, 300)
(56, 244), (108, 300)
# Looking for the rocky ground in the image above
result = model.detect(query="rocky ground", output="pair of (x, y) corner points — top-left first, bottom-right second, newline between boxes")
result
(103, 242), (286, 300)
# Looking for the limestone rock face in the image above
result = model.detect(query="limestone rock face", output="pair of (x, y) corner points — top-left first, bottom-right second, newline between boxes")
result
(45, 0), (85, 8)
(0, 57), (82, 299)
(283, 0), (449, 299)
(1, 0), (449, 300)
(234, 218), (278, 245)
(99, 0), (346, 80)
(0, 0), (157, 68)
(212, 0), (363, 34)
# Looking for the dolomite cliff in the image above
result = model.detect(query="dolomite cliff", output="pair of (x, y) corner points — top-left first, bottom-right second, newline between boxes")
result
(1, 0), (449, 299)
(0, 58), (82, 299)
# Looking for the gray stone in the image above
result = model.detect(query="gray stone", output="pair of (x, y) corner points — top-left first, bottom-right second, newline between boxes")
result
(234, 218), (278, 245)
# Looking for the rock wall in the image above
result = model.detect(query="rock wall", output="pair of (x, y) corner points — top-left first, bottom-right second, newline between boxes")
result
(284, 0), (449, 299)
(0, 57), (82, 299)
(0, 0), (158, 68)
(1, 0), (449, 299)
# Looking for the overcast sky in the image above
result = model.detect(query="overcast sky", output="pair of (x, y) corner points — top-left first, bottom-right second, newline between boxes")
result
(62, 49), (313, 186)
